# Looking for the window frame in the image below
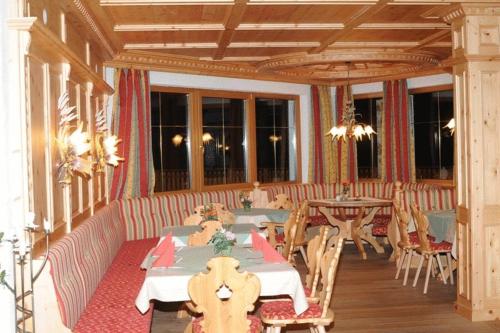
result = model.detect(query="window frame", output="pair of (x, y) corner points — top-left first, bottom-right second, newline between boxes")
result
(150, 86), (301, 194)
(409, 84), (454, 187)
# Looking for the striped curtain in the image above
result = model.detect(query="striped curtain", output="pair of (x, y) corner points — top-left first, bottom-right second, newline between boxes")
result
(334, 85), (358, 183)
(308, 85), (338, 183)
(109, 69), (155, 199)
(379, 79), (415, 182)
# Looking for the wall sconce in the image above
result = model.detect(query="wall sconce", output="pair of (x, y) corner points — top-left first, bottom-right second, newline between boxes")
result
(56, 92), (92, 184)
(444, 118), (455, 135)
(172, 134), (183, 147)
(95, 106), (124, 173)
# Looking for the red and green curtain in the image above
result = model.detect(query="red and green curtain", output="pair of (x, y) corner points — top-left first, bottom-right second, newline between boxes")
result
(308, 85), (338, 183)
(308, 85), (357, 183)
(109, 68), (155, 199)
(379, 79), (415, 182)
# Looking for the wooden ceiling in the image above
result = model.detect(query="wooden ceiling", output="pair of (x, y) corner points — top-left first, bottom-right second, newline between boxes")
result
(86, 0), (470, 84)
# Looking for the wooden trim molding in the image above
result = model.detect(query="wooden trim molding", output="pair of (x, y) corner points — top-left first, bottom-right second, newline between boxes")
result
(8, 17), (113, 95)
(409, 84), (453, 95)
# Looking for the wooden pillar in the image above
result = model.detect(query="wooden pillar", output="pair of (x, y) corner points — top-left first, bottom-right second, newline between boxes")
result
(444, 4), (500, 321)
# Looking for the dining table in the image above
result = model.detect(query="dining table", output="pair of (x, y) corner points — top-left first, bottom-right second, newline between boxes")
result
(135, 243), (309, 315)
(230, 208), (291, 227)
(161, 223), (266, 247)
(309, 197), (392, 259)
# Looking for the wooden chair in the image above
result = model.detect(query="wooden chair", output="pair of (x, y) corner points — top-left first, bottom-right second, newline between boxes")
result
(393, 199), (420, 286)
(266, 194), (294, 210)
(262, 208), (297, 249)
(410, 204), (454, 294)
(184, 214), (204, 226)
(304, 226), (329, 300)
(260, 238), (344, 333)
(193, 203), (236, 225)
(294, 200), (310, 265)
(186, 256), (262, 333)
(188, 220), (222, 246)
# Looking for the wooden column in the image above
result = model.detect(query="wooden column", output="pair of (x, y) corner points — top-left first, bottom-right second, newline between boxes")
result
(444, 4), (500, 321)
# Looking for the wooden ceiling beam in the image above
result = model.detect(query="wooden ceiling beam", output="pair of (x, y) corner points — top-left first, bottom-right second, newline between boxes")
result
(100, 0), (233, 5)
(405, 29), (450, 51)
(113, 22), (448, 32)
(124, 42), (218, 49)
(114, 24), (225, 31)
(310, 0), (390, 54)
(213, 0), (248, 60)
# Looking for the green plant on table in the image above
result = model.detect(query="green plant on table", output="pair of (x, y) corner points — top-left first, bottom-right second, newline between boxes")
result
(210, 228), (236, 256)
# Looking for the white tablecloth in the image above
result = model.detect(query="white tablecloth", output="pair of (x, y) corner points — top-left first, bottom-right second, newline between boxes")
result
(135, 245), (308, 315)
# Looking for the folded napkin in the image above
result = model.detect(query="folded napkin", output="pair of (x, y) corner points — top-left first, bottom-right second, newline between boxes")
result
(152, 233), (173, 256)
(261, 239), (285, 263)
(152, 241), (175, 268)
(251, 229), (263, 251)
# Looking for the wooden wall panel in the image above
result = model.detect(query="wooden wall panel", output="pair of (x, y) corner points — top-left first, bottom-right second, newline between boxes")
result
(49, 69), (64, 227)
(66, 24), (87, 66)
(27, 0), (62, 39)
(27, 57), (49, 228)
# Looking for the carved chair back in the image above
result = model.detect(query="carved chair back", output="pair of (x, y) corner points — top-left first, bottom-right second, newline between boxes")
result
(318, 238), (344, 318)
(410, 204), (432, 252)
(393, 199), (411, 248)
(266, 194), (294, 210)
(188, 257), (261, 333)
(305, 226), (329, 295)
(188, 220), (222, 246)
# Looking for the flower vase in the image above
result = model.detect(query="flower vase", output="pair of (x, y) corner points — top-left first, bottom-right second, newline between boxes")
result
(219, 245), (233, 256)
(243, 203), (251, 212)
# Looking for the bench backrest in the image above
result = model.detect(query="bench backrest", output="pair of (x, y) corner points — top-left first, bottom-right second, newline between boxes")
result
(399, 188), (456, 213)
(118, 189), (243, 240)
(48, 201), (124, 329)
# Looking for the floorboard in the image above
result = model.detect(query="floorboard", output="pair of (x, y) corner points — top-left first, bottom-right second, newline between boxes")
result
(150, 244), (500, 333)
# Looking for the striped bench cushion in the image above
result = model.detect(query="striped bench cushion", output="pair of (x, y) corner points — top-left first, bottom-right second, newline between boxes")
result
(73, 238), (158, 333)
(118, 190), (243, 240)
(48, 202), (126, 330)
(400, 188), (456, 213)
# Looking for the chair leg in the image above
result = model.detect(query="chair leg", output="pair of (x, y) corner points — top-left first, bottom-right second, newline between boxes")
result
(403, 249), (413, 286)
(299, 246), (308, 266)
(273, 327), (282, 333)
(436, 254), (447, 284)
(413, 254), (425, 287)
(447, 252), (455, 285)
(265, 327), (272, 333)
(316, 326), (327, 333)
(424, 255), (433, 294)
(430, 257), (437, 278)
(395, 249), (405, 279)
(309, 327), (318, 333)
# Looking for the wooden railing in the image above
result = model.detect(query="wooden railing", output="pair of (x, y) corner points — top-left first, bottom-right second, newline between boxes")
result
(154, 168), (291, 192)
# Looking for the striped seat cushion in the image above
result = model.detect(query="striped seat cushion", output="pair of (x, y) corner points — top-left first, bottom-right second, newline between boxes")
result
(73, 238), (158, 333)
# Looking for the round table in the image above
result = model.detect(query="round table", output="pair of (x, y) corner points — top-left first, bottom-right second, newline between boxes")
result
(309, 197), (392, 259)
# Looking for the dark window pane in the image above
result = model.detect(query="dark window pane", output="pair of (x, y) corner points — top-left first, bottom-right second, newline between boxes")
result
(255, 98), (296, 183)
(354, 98), (379, 178)
(413, 90), (454, 179)
(151, 91), (190, 192)
(202, 97), (246, 185)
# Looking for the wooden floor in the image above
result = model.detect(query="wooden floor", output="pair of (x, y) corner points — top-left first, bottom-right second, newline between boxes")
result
(150, 244), (500, 333)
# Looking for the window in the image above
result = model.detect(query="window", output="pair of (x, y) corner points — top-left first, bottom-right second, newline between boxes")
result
(412, 90), (454, 180)
(354, 97), (380, 178)
(255, 98), (297, 183)
(150, 88), (300, 192)
(151, 92), (190, 192)
(202, 97), (247, 185)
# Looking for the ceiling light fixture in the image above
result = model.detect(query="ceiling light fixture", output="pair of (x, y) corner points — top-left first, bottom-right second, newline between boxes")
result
(327, 62), (376, 142)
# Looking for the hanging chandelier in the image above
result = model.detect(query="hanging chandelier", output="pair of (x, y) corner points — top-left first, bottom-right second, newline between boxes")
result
(327, 62), (376, 142)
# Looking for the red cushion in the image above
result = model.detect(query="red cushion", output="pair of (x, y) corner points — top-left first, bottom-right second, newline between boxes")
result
(372, 223), (388, 236)
(192, 315), (261, 333)
(260, 301), (322, 320)
(430, 241), (452, 252)
(275, 233), (285, 244)
(308, 215), (328, 226)
(408, 231), (436, 245)
(73, 238), (158, 333)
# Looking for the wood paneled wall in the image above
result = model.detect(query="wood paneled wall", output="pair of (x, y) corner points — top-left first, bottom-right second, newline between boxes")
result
(445, 4), (500, 321)
(8, 0), (114, 243)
